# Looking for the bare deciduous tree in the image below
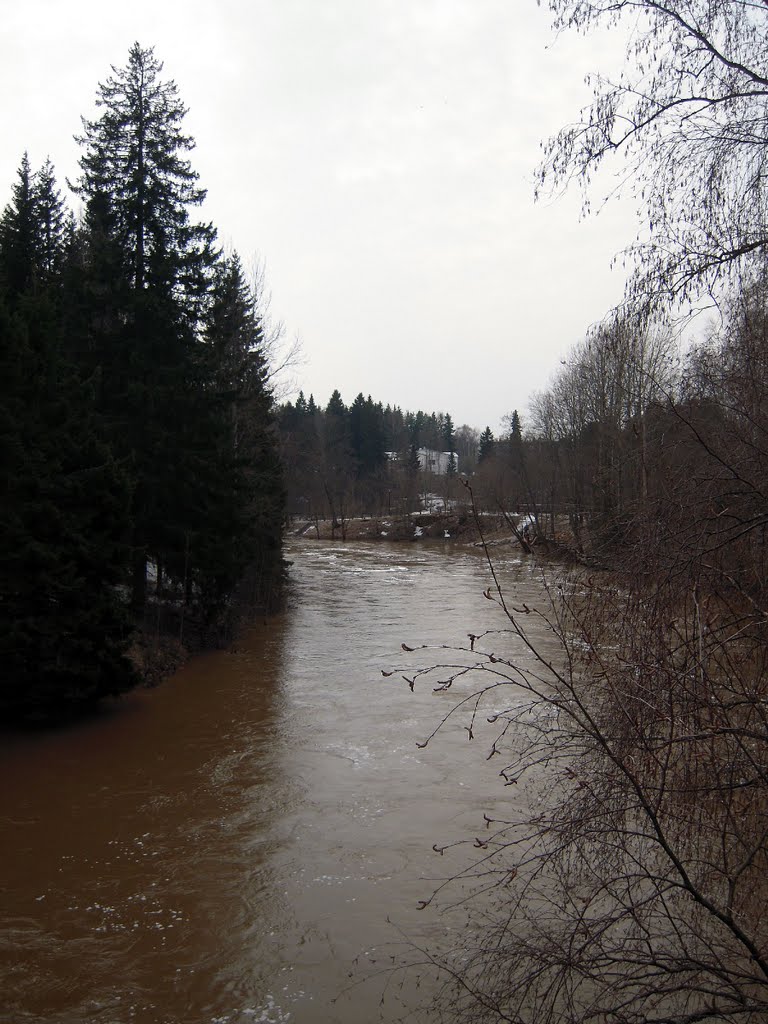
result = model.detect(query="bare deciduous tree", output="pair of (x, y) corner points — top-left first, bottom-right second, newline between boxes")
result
(394, 495), (768, 1021)
(247, 254), (304, 401)
(394, 293), (768, 1022)
(527, 312), (676, 546)
(538, 0), (768, 309)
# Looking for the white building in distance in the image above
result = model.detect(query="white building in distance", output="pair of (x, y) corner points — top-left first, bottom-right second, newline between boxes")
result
(418, 448), (458, 475)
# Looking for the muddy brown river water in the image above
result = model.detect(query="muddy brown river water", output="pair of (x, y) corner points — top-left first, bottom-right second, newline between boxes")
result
(0, 540), (557, 1024)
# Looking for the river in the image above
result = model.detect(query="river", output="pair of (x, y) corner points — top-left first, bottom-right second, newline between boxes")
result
(0, 540), (557, 1024)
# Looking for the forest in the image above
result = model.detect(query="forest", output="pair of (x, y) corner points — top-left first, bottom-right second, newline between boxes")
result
(0, 44), (284, 721)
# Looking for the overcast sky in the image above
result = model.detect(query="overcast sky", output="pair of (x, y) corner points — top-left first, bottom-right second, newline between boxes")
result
(2, 0), (640, 433)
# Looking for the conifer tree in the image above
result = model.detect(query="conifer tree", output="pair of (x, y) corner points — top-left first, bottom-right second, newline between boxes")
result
(509, 409), (522, 446)
(74, 43), (216, 302)
(73, 43), (218, 613)
(0, 166), (135, 719)
(349, 392), (387, 477)
(407, 442), (421, 476)
(322, 390), (352, 527)
(33, 159), (66, 283)
(326, 389), (346, 418)
(442, 413), (457, 457)
(294, 391), (308, 416)
(478, 426), (495, 463)
(0, 153), (38, 299)
(197, 251), (284, 621)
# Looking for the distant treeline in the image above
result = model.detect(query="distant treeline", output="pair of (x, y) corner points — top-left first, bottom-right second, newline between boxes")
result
(276, 286), (768, 593)
(0, 44), (284, 721)
(276, 389), (489, 522)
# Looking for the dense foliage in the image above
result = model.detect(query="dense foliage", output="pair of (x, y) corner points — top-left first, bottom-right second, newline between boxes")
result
(0, 45), (284, 721)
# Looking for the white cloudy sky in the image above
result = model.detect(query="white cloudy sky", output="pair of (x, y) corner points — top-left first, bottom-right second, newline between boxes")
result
(2, 0), (640, 433)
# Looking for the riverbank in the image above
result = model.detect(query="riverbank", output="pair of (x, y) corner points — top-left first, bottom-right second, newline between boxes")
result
(127, 629), (188, 688)
(289, 510), (584, 558)
(291, 510), (480, 542)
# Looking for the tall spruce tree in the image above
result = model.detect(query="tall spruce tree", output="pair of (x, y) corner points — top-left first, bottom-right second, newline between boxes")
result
(198, 252), (284, 623)
(349, 392), (386, 477)
(322, 390), (352, 527)
(509, 409), (522, 446)
(442, 412), (456, 455)
(478, 426), (495, 463)
(0, 154), (37, 300)
(73, 43), (218, 614)
(33, 159), (66, 284)
(0, 157), (136, 720)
